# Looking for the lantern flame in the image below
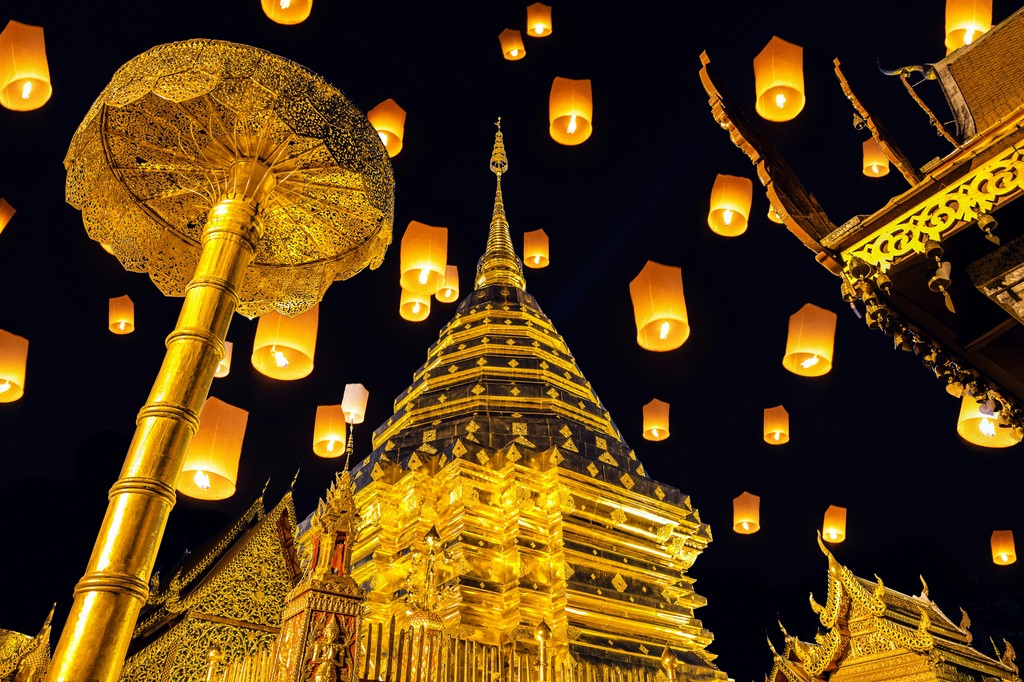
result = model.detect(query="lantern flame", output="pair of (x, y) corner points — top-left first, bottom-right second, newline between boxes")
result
(379, 131), (389, 147)
(279, 0), (291, 8)
(533, 255), (542, 265)
(21, 81), (31, 99)
(775, 92), (787, 109)
(326, 439), (338, 453)
(980, 417), (996, 438)
(800, 354), (820, 369)
(741, 521), (750, 531)
(193, 470), (211, 491)
(827, 529), (837, 541)
(1000, 552), (1009, 562)
(413, 301), (421, 314)
(650, 428), (659, 438)
(418, 269), (429, 285)
(722, 209), (734, 226)
(567, 113), (578, 134)
(534, 26), (543, 34)
(658, 321), (671, 340)
(118, 320), (126, 331)
(964, 28), (976, 44)
(773, 431), (781, 442)
(510, 49), (519, 57)
(0, 380), (9, 394)
(271, 346), (289, 368)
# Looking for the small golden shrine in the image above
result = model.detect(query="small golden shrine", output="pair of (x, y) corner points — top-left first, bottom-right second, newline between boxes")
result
(0, 606), (53, 682)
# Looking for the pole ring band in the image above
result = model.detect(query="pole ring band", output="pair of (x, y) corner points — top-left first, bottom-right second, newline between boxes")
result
(165, 326), (224, 352)
(108, 476), (177, 505)
(74, 572), (150, 603)
(136, 403), (201, 431)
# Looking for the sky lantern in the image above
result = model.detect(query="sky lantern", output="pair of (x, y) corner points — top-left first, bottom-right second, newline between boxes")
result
(214, 340), (233, 379)
(733, 492), (760, 534)
(629, 260), (689, 352)
(0, 198), (15, 234)
(0, 21), (52, 112)
(957, 394), (1022, 448)
(526, 2), (553, 37)
(523, 229), (549, 268)
(945, 0), (991, 53)
(367, 99), (406, 158)
(177, 397), (247, 500)
(642, 399), (670, 441)
(767, 204), (785, 224)
(313, 404), (347, 458)
(108, 295), (135, 335)
(261, 0), (312, 25)
(763, 405), (789, 445)
(499, 29), (526, 60)
(251, 304), (319, 380)
(782, 303), (837, 377)
(342, 382), (370, 424)
(862, 139), (890, 178)
(549, 77), (593, 145)
(400, 288), (431, 322)
(435, 265), (460, 303)
(400, 221), (448, 295)
(822, 505), (847, 543)
(991, 530), (1016, 565)
(753, 36), (804, 122)
(707, 174), (753, 237)
(0, 329), (28, 403)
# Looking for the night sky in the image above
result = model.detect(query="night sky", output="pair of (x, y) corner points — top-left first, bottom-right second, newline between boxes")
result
(0, 1), (1021, 680)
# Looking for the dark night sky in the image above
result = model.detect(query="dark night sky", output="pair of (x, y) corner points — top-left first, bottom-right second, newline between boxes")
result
(0, 1), (1021, 680)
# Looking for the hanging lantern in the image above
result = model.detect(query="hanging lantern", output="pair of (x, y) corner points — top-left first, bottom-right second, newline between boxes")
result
(862, 139), (890, 178)
(956, 394), (1022, 448)
(707, 174), (753, 237)
(400, 221), (448, 295)
(108, 295), (135, 335)
(342, 383), (370, 424)
(767, 204), (785, 225)
(400, 288), (431, 322)
(435, 265), (460, 303)
(499, 29), (526, 60)
(261, 0), (313, 25)
(177, 397), (247, 500)
(313, 405), (348, 458)
(822, 505), (847, 543)
(991, 530), (1016, 565)
(642, 399), (670, 441)
(549, 77), (593, 146)
(0, 198), (15, 234)
(629, 260), (689, 352)
(215, 340), (233, 379)
(526, 2), (553, 37)
(782, 303), (837, 377)
(367, 99), (406, 158)
(251, 304), (319, 380)
(0, 329), (28, 403)
(733, 492), (760, 534)
(753, 36), (804, 122)
(945, 0), (992, 53)
(763, 405), (789, 445)
(0, 21), (52, 112)
(523, 229), (550, 268)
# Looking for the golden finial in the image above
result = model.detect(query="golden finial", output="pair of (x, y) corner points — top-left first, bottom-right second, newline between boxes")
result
(476, 119), (526, 291)
(490, 118), (508, 176)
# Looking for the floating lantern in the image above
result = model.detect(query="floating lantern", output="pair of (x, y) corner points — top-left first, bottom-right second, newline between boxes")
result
(0, 198), (15, 234)
(526, 2), (553, 37)
(767, 204), (785, 224)
(108, 295), (135, 335)
(862, 139), (890, 178)
(499, 29), (526, 60)
(0, 21), (52, 112)
(523, 229), (550, 268)
(629, 261), (689, 352)
(642, 399), (670, 441)
(400, 221), (448, 295)
(763, 405), (789, 445)
(733, 492), (760, 534)
(822, 505), (847, 543)
(400, 288), (431, 322)
(0, 329), (28, 403)
(251, 304), (319, 380)
(991, 530), (1016, 565)
(782, 303), (837, 377)
(261, 0), (312, 25)
(367, 99), (406, 158)
(313, 405), (347, 458)
(215, 340), (233, 379)
(342, 383), (370, 424)
(753, 36), (804, 122)
(435, 265), (460, 303)
(708, 174), (753, 237)
(177, 397), (247, 500)
(945, 0), (991, 53)
(549, 77), (593, 145)
(956, 394), (1022, 447)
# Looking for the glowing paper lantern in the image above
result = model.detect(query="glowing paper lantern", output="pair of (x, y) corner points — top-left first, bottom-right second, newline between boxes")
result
(642, 399), (670, 441)
(523, 229), (549, 268)
(313, 405), (347, 458)
(753, 36), (804, 122)
(261, 0), (312, 25)
(499, 29), (526, 60)
(526, 2), (553, 37)
(862, 139), (890, 178)
(945, 0), (991, 53)
(367, 99), (406, 158)
(708, 174), (753, 237)
(435, 265), (460, 303)
(342, 383), (370, 424)
(215, 340), (233, 379)
(0, 329), (28, 403)
(763, 405), (789, 445)
(549, 77), (593, 146)
(991, 530), (1016, 565)
(251, 304), (319, 380)
(0, 21), (52, 112)
(957, 394), (1022, 448)
(400, 288), (431, 322)
(733, 492), (760, 534)
(177, 397), (247, 500)
(767, 204), (785, 224)
(629, 260), (689, 352)
(400, 221), (448, 295)
(822, 505), (847, 543)
(782, 303), (837, 377)
(0, 198), (15, 234)
(108, 295), (135, 335)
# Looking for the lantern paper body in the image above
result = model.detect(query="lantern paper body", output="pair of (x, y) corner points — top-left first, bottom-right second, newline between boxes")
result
(822, 505), (847, 543)
(767, 204), (785, 224)
(215, 340), (233, 378)
(708, 174), (753, 237)
(261, 0), (312, 25)
(992, 530), (1017, 565)
(526, 2), (553, 37)
(177, 397), (247, 500)
(499, 29), (526, 60)
(763, 405), (790, 445)
(945, 0), (991, 52)
(549, 78), (593, 145)
(0, 21), (51, 112)
(342, 383), (370, 424)
(753, 36), (804, 122)
(642, 399), (670, 441)
(400, 288), (431, 322)
(733, 492), (760, 534)
(400, 221), (448, 295)
(0, 329), (28, 403)
(313, 405), (348, 458)
(0, 198), (15, 234)
(435, 265), (460, 303)
(783, 303), (837, 376)
(629, 261), (689, 351)
(523, 229), (550, 268)
(108, 295), (135, 335)
(251, 304), (319, 380)
(957, 394), (1022, 447)
(862, 139), (890, 178)
(368, 99), (406, 157)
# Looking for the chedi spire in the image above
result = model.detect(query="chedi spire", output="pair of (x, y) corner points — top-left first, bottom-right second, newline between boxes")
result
(475, 119), (526, 291)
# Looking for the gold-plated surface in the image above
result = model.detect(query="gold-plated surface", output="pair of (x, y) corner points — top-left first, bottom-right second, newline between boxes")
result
(0, 606), (53, 682)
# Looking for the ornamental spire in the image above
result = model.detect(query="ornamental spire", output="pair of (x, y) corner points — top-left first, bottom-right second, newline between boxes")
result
(475, 119), (526, 290)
